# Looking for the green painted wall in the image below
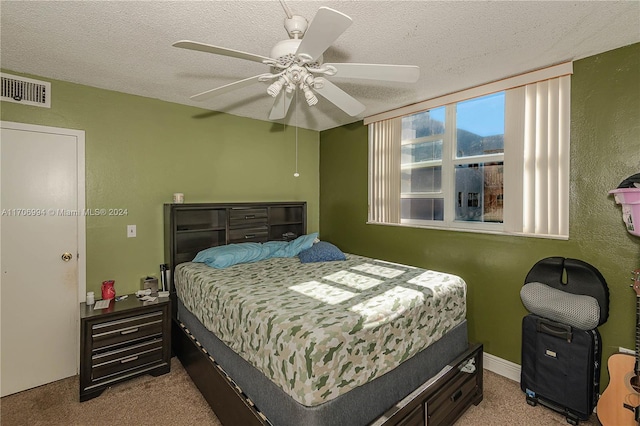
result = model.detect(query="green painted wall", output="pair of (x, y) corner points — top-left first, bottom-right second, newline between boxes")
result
(1, 73), (320, 296)
(319, 43), (640, 384)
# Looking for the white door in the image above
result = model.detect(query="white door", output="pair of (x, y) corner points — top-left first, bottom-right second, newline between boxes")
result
(0, 121), (86, 396)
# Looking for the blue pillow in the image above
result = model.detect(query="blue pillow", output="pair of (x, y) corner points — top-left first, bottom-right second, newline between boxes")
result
(273, 232), (318, 257)
(192, 233), (319, 269)
(298, 241), (346, 263)
(193, 243), (267, 269)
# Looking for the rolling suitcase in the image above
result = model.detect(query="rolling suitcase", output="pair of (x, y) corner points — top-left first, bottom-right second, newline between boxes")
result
(519, 257), (609, 425)
(520, 314), (601, 425)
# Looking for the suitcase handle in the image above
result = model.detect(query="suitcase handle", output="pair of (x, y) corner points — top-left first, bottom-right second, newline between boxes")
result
(536, 318), (572, 342)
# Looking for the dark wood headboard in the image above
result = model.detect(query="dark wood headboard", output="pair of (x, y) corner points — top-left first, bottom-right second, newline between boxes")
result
(163, 201), (307, 315)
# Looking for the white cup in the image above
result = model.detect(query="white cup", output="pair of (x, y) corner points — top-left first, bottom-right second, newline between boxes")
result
(86, 292), (95, 305)
(173, 193), (184, 204)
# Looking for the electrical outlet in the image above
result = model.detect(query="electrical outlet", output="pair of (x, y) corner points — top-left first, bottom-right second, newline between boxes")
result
(619, 346), (635, 355)
(127, 225), (136, 238)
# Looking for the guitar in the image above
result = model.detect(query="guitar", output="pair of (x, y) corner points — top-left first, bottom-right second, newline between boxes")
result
(598, 268), (640, 425)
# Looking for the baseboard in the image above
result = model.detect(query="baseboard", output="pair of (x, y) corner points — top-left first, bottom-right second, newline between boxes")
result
(483, 352), (521, 383)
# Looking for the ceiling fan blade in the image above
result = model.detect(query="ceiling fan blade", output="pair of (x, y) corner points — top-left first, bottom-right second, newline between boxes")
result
(296, 7), (352, 61)
(269, 90), (294, 120)
(313, 79), (365, 117)
(173, 40), (273, 63)
(190, 74), (268, 101)
(325, 63), (420, 83)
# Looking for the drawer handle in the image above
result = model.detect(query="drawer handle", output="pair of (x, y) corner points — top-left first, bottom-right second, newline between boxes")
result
(244, 215), (255, 219)
(244, 234), (255, 239)
(120, 327), (139, 335)
(450, 389), (463, 402)
(120, 355), (139, 364)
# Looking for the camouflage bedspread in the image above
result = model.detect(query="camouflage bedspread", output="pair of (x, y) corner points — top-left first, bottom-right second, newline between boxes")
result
(175, 254), (466, 406)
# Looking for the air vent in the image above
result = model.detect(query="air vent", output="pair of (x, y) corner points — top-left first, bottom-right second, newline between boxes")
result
(1, 73), (51, 108)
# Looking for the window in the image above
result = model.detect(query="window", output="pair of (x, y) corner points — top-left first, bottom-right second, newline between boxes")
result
(367, 63), (572, 239)
(399, 93), (505, 228)
(400, 108), (444, 221)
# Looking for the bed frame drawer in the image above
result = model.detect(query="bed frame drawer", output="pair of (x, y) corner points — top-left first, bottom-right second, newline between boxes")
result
(425, 364), (479, 425)
(372, 343), (483, 426)
(396, 405), (424, 426)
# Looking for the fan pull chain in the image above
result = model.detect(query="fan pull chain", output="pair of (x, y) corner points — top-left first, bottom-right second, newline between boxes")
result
(282, 103), (287, 172)
(294, 89), (299, 177)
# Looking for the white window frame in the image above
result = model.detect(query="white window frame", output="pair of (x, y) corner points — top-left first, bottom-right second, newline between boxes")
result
(399, 102), (505, 233)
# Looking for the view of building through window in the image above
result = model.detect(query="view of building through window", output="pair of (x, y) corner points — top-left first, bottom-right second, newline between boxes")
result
(400, 92), (505, 224)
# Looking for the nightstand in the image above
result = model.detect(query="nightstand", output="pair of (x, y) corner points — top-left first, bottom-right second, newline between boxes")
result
(79, 295), (171, 401)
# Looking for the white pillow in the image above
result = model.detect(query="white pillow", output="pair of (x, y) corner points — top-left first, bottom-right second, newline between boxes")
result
(520, 282), (600, 330)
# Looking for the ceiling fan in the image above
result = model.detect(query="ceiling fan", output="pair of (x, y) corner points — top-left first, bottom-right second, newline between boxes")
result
(173, 1), (420, 121)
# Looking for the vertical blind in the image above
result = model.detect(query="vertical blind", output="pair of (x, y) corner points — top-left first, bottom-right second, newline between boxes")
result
(504, 75), (571, 237)
(368, 118), (401, 223)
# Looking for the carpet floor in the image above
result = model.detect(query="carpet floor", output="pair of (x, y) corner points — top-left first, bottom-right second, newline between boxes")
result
(1, 357), (601, 425)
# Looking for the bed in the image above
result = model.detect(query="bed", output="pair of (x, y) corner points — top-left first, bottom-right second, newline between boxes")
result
(165, 202), (482, 426)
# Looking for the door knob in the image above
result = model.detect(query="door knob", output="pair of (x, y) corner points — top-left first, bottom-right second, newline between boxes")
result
(61, 252), (73, 262)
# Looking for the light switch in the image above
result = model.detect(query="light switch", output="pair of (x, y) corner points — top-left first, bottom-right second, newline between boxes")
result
(127, 225), (136, 238)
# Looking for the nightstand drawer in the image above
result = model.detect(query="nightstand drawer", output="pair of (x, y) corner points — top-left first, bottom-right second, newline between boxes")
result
(92, 337), (164, 380)
(228, 226), (268, 243)
(92, 335), (163, 364)
(92, 311), (163, 349)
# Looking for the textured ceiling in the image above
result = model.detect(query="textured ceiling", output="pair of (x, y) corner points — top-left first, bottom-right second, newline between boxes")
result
(1, 1), (639, 131)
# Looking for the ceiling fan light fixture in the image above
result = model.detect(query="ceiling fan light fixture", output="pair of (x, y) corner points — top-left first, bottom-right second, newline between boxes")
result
(302, 84), (318, 106)
(267, 76), (288, 97)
